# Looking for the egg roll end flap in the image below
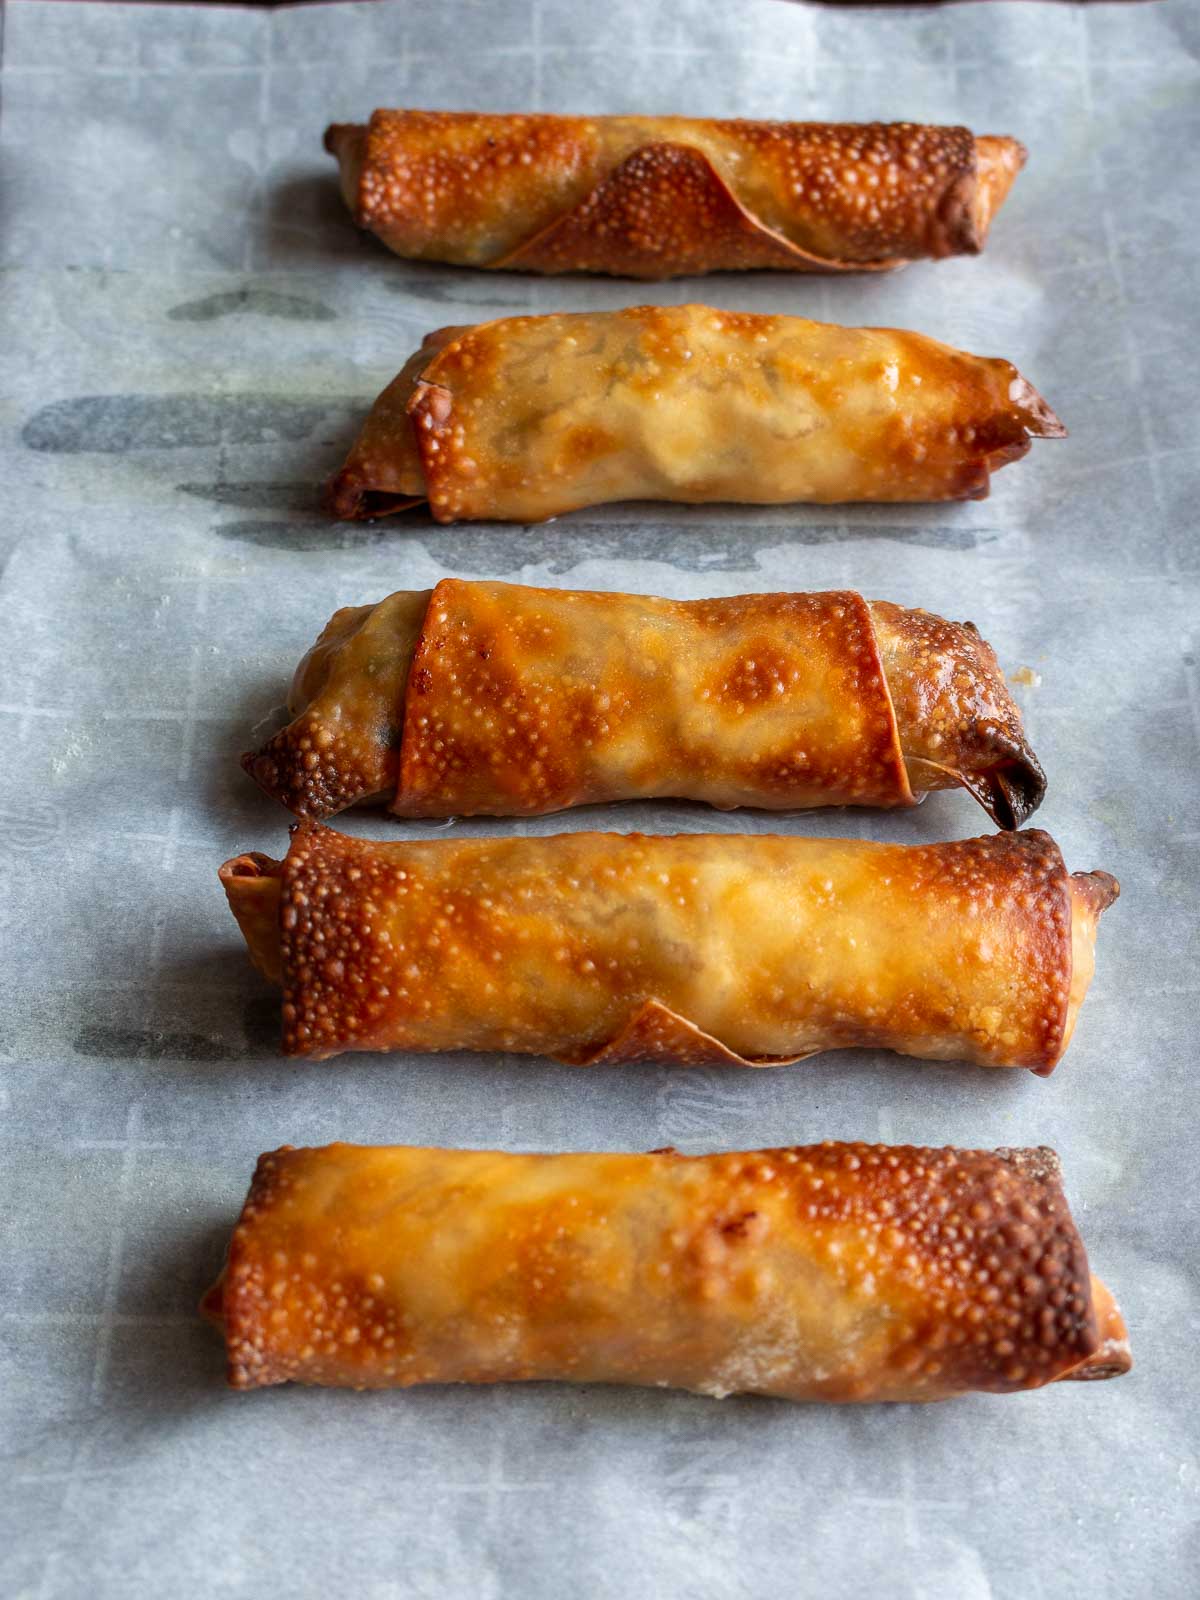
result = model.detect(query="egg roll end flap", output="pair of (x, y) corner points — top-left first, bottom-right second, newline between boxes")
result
(926, 830), (1109, 1076)
(1008, 371), (1067, 441)
(219, 852), (283, 985)
(323, 122), (367, 217)
(869, 600), (1047, 829)
(1003, 835), (1117, 1078)
(1062, 1276), (1133, 1381)
(323, 354), (427, 521)
(988, 1147), (1132, 1385)
(243, 608), (383, 819)
(324, 326), (467, 521)
(242, 591), (432, 819)
(242, 727), (388, 825)
(559, 998), (816, 1070)
(927, 134), (1026, 258)
(1060, 866), (1120, 1058)
(200, 1270), (226, 1328)
(951, 363), (1065, 505)
(961, 370), (1065, 502)
(971, 135), (1027, 246)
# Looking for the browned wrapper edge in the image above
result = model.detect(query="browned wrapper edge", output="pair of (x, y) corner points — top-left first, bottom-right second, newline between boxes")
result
(909, 748), (1047, 831)
(495, 140), (907, 279)
(559, 997), (815, 1069)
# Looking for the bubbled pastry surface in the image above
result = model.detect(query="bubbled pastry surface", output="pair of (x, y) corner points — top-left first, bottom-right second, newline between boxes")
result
(333, 112), (1021, 277)
(330, 305), (1063, 523)
(271, 825), (1086, 1070)
(395, 581), (912, 817)
(244, 582), (1043, 830)
(213, 1141), (1112, 1401)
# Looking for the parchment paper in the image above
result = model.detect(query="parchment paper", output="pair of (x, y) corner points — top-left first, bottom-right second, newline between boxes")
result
(1, 2), (1197, 1595)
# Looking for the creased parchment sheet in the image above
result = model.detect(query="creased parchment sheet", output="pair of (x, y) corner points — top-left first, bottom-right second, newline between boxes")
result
(1, 2), (1197, 1596)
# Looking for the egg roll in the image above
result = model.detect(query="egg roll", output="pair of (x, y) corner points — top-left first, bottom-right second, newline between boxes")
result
(324, 114), (1025, 279)
(219, 825), (1115, 1071)
(244, 580), (1046, 829)
(326, 306), (1063, 523)
(203, 1141), (1131, 1400)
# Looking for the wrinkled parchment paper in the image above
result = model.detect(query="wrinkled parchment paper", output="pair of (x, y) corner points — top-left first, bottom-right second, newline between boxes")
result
(2, 2), (1198, 1595)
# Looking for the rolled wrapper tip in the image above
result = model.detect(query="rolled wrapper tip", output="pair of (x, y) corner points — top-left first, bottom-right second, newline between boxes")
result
(199, 1276), (225, 1327)
(930, 751), (1046, 833)
(218, 852), (284, 985)
(971, 136), (1027, 244)
(323, 122), (350, 156)
(1063, 1277), (1133, 1381)
(979, 755), (1047, 832)
(1010, 374), (1068, 439)
(322, 473), (421, 522)
(1071, 868), (1120, 920)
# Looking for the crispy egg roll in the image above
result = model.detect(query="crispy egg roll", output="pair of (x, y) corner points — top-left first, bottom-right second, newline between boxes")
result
(326, 306), (1063, 523)
(204, 1141), (1130, 1400)
(244, 580), (1046, 829)
(325, 114), (1025, 279)
(219, 825), (1115, 1070)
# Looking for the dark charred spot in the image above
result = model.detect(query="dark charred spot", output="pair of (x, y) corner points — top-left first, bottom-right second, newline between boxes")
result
(721, 1211), (760, 1239)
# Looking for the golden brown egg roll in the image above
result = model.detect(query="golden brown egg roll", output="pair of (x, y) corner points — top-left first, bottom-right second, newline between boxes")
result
(244, 580), (1046, 830)
(219, 825), (1115, 1071)
(325, 113), (1025, 279)
(203, 1141), (1131, 1400)
(326, 306), (1063, 523)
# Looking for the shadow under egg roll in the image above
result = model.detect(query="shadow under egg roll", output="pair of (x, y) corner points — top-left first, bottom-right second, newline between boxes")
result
(325, 113), (1025, 278)
(326, 306), (1063, 523)
(243, 580), (1046, 830)
(219, 825), (1115, 1071)
(203, 1141), (1130, 1400)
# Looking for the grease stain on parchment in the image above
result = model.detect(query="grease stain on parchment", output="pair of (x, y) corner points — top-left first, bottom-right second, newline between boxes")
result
(166, 287), (337, 323)
(23, 394), (365, 453)
(382, 273), (529, 310)
(241, 996), (281, 1053)
(74, 1026), (238, 1062)
(209, 517), (982, 566)
(213, 517), (389, 550)
(179, 482), (317, 511)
